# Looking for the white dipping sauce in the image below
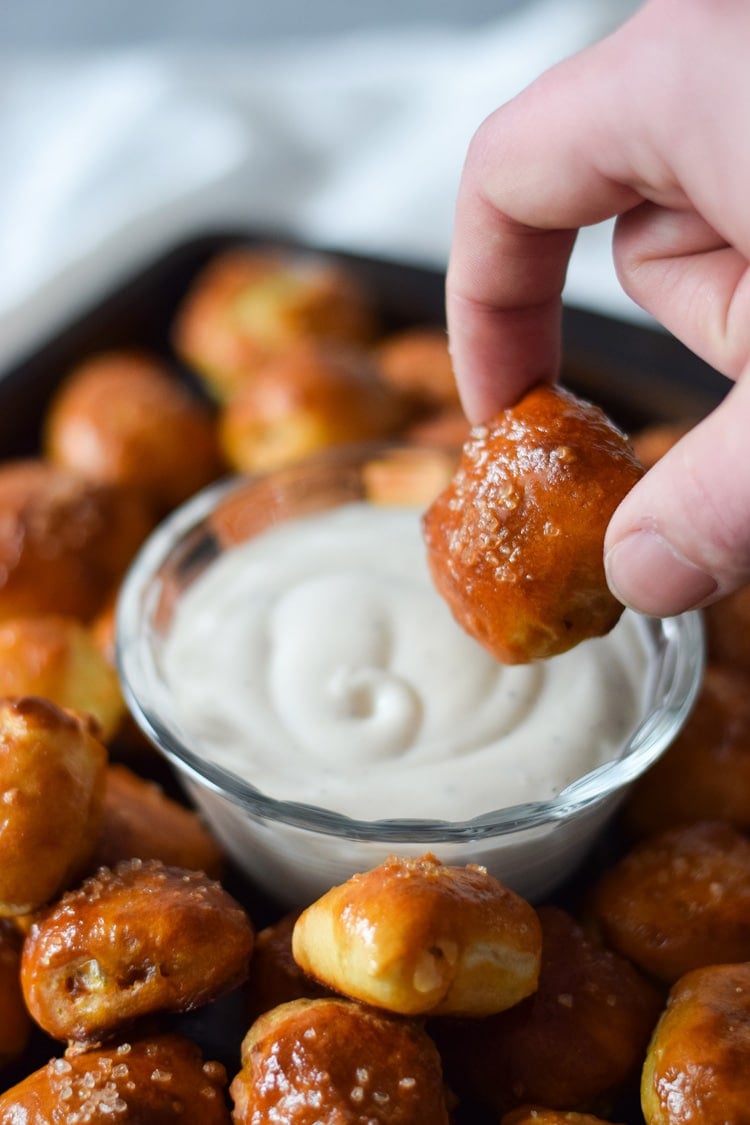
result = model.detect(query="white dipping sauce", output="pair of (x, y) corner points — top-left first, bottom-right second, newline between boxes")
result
(162, 502), (652, 822)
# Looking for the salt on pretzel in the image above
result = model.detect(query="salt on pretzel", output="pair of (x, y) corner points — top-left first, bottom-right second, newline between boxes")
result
(292, 853), (541, 1017)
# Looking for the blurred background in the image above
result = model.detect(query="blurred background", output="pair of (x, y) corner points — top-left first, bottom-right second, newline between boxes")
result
(0, 0), (644, 369)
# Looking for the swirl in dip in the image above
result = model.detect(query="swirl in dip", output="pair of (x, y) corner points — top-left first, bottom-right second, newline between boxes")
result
(161, 502), (651, 823)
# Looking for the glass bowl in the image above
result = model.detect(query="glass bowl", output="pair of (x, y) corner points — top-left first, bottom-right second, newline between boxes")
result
(116, 444), (705, 907)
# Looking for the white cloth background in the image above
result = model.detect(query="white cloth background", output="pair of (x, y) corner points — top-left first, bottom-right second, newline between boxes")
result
(0, 0), (647, 373)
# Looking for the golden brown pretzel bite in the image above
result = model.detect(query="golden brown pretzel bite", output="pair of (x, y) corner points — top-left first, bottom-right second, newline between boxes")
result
(292, 853), (542, 1017)
(230, 997), (452, 1124)
(433, 906), (663, 1116)
(641, 962), (750, 1125)
(172, 247), (378, 401)
(591, 820), (750, 984)
(218, 342), (403, 474)
(0, 615), (125, 742)
(0, 1033), (230, 1123)
(0, 697), (107, 917)
(244, 910), (332, 1024)
(44, 350), (223, 516)
(623, 665), (750, 837)
(422, 383), (644, 664)
(0, 919), (32, 1068)
(0, 459), (152, 623)
(20, 858), (254, 1045)
(90, 764), (225, 879)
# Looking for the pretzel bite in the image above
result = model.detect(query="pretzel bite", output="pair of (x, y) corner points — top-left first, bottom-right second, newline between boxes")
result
(641, 962), (750, 1124)
(44, 350), (223, 516)
(374, 326), (460, 413)
(20, 858), (254, 1044)
(705, 582), (750, 674)
(230, 997), (451, 1124)
(245, 910), (332, 1024)
(591, 821), (750, 984)
(0, 459), (152, 623)
(0, 697), (107, 917)
(88, 593), (165, 761)
(502, 1111), (622, 1125)
(90, 764), (225, 879)
(292, 853), (542, 1017)
(0, 1033), (230, 1122)
(422, 384), (644, 664)
(403, 405), (471, 450)
(172, 248), (377, 401)
(218, 342), (403, 474)
(434, 906), (662, 1116)
(90, 590), (119, 668)
(630, 420), (693, 470)
(362, 446), (458, 507)
(0, 919), (32, 1068)
(624, 665), (750, 837)
(0, 615), (125, 741)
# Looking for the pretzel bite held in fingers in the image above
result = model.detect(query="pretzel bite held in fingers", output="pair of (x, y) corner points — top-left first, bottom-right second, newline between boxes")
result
(374, 325), (460, 414)
(423, 384), (644, 664)
(623, 665), (750, 838)
(89, 594), (164, 759)
(0, 614), (125, 741)
(641, 962), (750, 1125)
(0, 460), (152, 623)
(230, 997), (452, 1124)
(591, 821), (750, 984)
(44, 350), (223, 517)
(219, 342), (403, 474)
(403, 405), (471, 450)
(362, 446), (458, 507)
(172, 247), (378, 401)
(0, 697), (107, 917)
(292, 853), (542, 1017)
(21, 859), (254, 1045)
(704, 582), (750, 675)
(0, 919), (32, 1068)
(433, 906), (662, 1116)
(0, 1033), (231, 1123)
(91, 764), (225, 879)
(89, 591), (119, 668)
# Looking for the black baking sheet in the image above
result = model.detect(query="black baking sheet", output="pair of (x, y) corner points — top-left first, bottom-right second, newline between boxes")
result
(0, 231), (731, 1123)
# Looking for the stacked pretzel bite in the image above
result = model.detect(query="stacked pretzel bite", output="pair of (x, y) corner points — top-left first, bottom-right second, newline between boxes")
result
(1, 240), (749, 1124)
(234, 854), (543, 1123)
(421, 401), (750, 1122)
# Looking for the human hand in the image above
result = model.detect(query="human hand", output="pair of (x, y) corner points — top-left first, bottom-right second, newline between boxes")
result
(446, 0), (750, 617)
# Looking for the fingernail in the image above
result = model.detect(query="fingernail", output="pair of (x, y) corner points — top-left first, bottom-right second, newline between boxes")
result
(605, 529), (717, 616)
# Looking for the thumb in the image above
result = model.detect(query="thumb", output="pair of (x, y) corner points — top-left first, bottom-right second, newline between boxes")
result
(604, 373), (749, 617)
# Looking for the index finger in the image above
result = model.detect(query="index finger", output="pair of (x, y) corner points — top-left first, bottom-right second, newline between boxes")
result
(446, 45), (642, 423)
